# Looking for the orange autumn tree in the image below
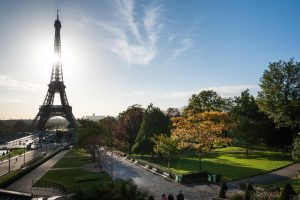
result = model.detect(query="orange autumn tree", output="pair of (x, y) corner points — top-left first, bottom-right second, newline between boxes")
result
(171, 111), (231, 171)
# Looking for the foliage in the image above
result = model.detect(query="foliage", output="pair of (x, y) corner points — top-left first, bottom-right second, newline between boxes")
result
(75, 179), (147, 200)
(219, 182), (228, 198)
(186, 90), (233, 112)
(165, 107), (181, 118)
(231, 90), (273, 154)
(257, 59), (300, 136)
(292, 137), (300, 162)
(171, 111), (231, 171)
(226, 189), (244, 200)
(99, 116), (117, 146)
(280, 183), (297, 200)
(133, 104), (170, 155)
(243, 183), (255, 200)
(115, 105), (144, 155)
(151, 134), (179, 168)
(76, 120), (107, 160)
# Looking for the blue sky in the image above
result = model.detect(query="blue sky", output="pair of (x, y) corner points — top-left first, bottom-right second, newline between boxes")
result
(0, 0), (299, 119)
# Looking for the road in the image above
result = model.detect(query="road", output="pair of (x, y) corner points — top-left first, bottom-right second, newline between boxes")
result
(103, 156), (219, 200)
(0, 143), (59, 177)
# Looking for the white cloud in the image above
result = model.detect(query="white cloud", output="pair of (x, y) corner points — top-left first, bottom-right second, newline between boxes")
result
(166, 37), (194, 63)
(0, 75), (45, 92)
(92, 0), (164, 65)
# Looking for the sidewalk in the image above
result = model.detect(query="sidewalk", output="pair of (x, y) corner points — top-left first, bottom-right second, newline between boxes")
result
(227, 163), (300, 188)
(6, 150), (69, 193)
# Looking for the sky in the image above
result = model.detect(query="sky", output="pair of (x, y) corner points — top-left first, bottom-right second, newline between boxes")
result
(0, 0), (299, 119)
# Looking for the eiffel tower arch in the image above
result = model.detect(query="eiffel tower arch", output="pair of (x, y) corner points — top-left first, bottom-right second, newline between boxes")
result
(32, 11), (76, 131)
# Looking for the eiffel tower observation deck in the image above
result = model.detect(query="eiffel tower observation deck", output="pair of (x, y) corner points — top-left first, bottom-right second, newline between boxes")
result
(32, 10), (76, 131)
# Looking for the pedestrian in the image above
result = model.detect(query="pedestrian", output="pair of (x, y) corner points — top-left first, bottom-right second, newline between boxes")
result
(15, 158), (17, 162)
(162, 193), (167, 200)
(176, 191), (184, 200)
(168, 193), (174, 200)
(148, 195), (155, 200)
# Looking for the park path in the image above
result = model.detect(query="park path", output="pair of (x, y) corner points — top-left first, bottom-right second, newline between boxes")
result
(227, 162), (300, 188)
(6, 149), (69, 193)
(99, 155), (219, 200)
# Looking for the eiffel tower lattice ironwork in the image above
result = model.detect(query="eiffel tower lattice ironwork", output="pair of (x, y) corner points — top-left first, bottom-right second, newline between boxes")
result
(32, 10), (76, 130)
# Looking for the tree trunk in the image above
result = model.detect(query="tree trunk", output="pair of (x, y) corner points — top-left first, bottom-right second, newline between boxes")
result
(168, 156), (170, 170)
(128, 144), (132, 155)
(198, 149), (202, 171)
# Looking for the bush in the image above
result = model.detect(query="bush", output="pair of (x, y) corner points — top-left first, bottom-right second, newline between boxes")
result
(226, 189), (244, 200)
(280, 183), (296, 200)
(243, 183), (255, 200)
(292, 137), (300, 162)
(218, 182), (228, 198)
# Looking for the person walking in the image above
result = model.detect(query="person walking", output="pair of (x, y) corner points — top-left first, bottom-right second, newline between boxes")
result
(176, 191), (184, 200)
(161, 194), (167, 200)
(168, 193), (174, 200)
(148, 195), (155, 200)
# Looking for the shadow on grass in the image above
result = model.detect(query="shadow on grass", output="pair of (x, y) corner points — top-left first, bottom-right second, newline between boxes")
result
(136, 152), (292, 181)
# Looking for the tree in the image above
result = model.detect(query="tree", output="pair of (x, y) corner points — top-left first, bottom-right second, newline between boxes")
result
(115, 105), (144, 155)
(280, 183), (296, 200)
(11, 120), (27, 133)
(165, 107), (181, 118)
(133, 104), (170, 156)
(292, 137), (300, 162)
(231, 90), (266, 155)
(171, 111), (231, 171)
(76, 120), (107, 161)
(151, 134), (179, 169)
(186, 90), (233, 113)
(218, 182), (228, 198)
(99, 116), (117, 146)
(257, 59), (300, 137)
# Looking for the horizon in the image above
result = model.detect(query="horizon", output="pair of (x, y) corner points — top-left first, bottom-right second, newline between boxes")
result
(0, 0), (299, 119)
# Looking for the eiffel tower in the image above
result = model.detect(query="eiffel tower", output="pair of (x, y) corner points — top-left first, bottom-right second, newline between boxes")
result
(32, 10), (76, 131)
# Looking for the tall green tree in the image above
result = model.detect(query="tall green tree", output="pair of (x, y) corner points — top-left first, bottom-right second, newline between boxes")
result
(231, 90), (266, 155)
(186, 90), (232, 112)
(257, 59), (300, 136)
(132, 104), (170, 156)
(115, 105), (144, 155)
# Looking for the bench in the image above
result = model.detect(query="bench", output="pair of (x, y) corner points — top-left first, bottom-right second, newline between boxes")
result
(162, 172), (170, 178)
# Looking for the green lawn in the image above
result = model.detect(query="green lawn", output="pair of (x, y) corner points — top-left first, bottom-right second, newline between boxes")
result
(37, 168), (111, 193)
(36, 148), (110, 193)
(52, 148), (92, 168)
(135, 146), (293, 181)
(274, 178), (300, 194)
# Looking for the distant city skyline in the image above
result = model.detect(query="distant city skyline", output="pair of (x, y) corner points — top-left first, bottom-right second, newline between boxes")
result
(0, 0), (299, 119)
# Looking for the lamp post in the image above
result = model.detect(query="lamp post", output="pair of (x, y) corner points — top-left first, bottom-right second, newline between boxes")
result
(23, 145), (26, 165)
(8, 149), (10, 173)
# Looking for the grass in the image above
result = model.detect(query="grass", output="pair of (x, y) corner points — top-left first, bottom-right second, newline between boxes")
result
(273, 178), (300, 194)
(37, 168), (111, 193)
(52, 148), (92, 168)
(36, 147), (110, 193)
(135, 146), (293, 181)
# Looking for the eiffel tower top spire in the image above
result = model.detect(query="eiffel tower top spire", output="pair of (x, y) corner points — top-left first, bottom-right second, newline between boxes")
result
(52, 9), (63, 82)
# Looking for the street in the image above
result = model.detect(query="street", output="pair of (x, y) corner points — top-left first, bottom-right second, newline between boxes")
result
(0, 143), (59, 177)
(103, 155), (219, 200)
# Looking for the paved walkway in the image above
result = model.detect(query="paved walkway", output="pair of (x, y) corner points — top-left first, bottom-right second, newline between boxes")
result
(6, 150), (69, 193)
(227, 163), (300, 188)
(98, 156), (219, 200)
